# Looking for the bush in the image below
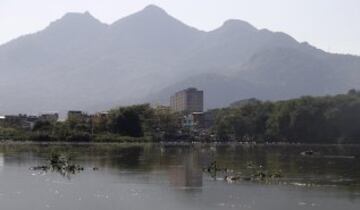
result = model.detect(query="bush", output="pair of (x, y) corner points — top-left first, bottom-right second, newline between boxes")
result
(93, 133), (152, 143)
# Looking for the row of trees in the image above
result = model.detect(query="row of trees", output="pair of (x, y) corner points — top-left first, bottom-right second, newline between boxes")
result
(30, 104), (180, 142)
(214, 90), (360, 144)
(3, 90), (360, 143)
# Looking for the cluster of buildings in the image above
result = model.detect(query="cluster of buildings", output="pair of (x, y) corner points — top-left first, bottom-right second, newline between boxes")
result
(1, 87), (210, 131)
(67, 110), (109, 127)
(0, 113), (59, 130)
(170, 87), (213, 129)
(0, 110), (109, 131)
(67, 111), (91, 122)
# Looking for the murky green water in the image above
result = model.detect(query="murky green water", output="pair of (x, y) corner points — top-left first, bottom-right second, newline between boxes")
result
(0, 143), (359, 210)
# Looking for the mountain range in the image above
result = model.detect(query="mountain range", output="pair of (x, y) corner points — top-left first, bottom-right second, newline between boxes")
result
(1, 5), (360, 115)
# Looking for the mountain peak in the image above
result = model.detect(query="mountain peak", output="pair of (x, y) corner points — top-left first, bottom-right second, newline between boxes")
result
(220, 19), (257, 32)
(111, 4), (196, 33)
(49, 11), (104, 27)
(136, 4), (169, 18)
(61, 11), (96, 20)
(143, 4), (166, 13)
(44, 11), (106, 35)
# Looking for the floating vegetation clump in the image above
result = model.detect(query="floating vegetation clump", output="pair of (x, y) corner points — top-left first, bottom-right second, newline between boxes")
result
(30, 153), (85, 178)
(204, 161), (283, 183)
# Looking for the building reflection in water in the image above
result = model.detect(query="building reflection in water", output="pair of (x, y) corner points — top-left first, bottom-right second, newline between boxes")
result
(0, 153), (4, 172)
(167, 151), (203, 189)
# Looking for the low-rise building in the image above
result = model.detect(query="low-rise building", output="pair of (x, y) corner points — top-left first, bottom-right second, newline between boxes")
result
(67, 111), (90, 122)
(39, 113), (59, 123)
(0, 116), (5, 127)
(2, 114), (39, 130)
(67, 111), (83, 119)
(183, 112), (204, 128)
(182, 111), (216, 129)
(90, 111), (109, 123)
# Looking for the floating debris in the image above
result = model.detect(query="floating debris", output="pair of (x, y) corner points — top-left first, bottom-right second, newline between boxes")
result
(300, 150), (320, 156)
(203, 161), (230, 179)
(204, 161), (283, 183)
(30, 153), (86, 178)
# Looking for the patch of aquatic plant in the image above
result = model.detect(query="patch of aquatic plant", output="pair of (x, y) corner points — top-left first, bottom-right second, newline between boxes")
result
(204, 161), (283, 183)
(30, 153), (86, 178)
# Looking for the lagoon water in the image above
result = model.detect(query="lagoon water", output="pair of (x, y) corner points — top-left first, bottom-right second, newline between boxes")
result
(0, 143), (359, 210)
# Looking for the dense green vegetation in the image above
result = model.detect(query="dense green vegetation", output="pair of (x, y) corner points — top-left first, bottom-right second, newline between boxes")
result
(0, 104), (180, 142)
(2, 90), (360, 143)
(215, 90), (360, 143)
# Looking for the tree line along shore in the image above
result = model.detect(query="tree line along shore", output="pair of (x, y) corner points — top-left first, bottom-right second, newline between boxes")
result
(1, 90), (360, 144)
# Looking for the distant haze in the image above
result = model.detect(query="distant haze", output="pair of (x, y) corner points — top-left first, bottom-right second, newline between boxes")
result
(1, 0), (360, 55)
(1, 4), (360, 116)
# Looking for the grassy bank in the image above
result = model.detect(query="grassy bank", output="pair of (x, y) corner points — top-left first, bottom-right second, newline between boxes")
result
(0, 127), (153, 143)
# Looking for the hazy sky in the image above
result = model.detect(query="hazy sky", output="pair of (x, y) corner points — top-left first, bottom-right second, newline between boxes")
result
(1, 0), (359, 55)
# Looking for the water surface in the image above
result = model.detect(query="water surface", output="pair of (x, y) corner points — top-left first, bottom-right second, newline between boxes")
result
(0, 143), (359, 210)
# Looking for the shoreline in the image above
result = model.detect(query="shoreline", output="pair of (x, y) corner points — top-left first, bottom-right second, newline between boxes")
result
(1, 140), (360, 147)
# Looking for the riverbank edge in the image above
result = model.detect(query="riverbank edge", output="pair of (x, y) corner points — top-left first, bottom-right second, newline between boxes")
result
(1, 140), (360, 147)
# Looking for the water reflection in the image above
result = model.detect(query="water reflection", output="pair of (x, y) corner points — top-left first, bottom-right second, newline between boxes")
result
(0, 143), (359, 210)
(168, 151), (203, 189)
(0, 153), (3, 172)
(0, 144), (359, 188)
